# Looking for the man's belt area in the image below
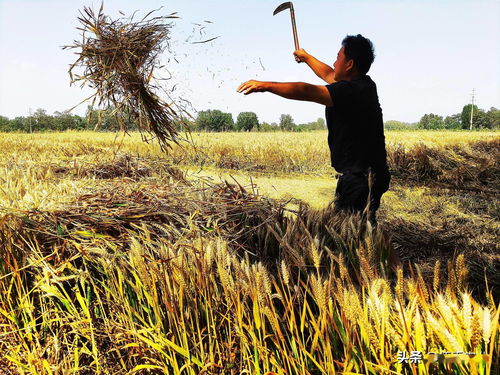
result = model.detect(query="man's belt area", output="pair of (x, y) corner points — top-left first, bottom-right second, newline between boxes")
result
(338, 166), (390, 177)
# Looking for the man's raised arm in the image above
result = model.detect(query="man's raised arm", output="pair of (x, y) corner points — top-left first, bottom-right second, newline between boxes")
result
(237, 80), (333, 107)
(294, 49), (336, 84)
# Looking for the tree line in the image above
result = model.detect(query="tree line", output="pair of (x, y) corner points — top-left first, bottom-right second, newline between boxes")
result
(385, 104), (499, 130)
(193, 110), (325, 132)
(1, 104), (498, 133)
(0, 107), (134, 133)
(0, 107), (326, 133)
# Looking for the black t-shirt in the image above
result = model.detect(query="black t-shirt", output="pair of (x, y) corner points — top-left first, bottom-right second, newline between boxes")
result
(325, 75), (388, 174)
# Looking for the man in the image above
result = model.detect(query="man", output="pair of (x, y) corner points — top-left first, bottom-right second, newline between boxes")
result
(237, 34), (390, 224)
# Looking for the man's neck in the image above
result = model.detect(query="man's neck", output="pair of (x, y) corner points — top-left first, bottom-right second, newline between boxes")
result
(344, 71), (363, 81)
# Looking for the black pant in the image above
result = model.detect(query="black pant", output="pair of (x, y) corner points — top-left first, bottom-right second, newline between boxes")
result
(333, 169), (391, 223)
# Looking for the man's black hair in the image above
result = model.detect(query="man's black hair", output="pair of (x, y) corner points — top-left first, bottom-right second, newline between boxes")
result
(342, 34), (375, 75)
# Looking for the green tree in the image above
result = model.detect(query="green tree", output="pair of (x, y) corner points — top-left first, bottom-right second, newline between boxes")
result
(11, 116), (30, 132)
(196, 110), (234, 132)
(279, 114), (295, 131)
(443, 114), (461, 129)
(0, 116), (12, 131)
(236, 112), (259, 131)
(312, 118), (326, 129)
(1, 111), (90, 132)
(473, 109), (491, 129)
(85, 106), (131, 131)
(384, 120), (413, 130)
(29, 108), (53, 131)
(259, 122), (279, 132)
(460, 104), (479, 129)
(417, 113), (444, 129)
(486, 107), (500, 129)
(459, 104), (500, 129)
(53, 111), (88, 131)
(172, 116), (194, 132)
(298, 117), (326, 131)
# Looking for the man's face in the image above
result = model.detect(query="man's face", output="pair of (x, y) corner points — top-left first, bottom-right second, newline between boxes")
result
(332, 46), (353, 81)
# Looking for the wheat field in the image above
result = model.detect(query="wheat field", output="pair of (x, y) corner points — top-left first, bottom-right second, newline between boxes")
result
(0, 130), (498, 374)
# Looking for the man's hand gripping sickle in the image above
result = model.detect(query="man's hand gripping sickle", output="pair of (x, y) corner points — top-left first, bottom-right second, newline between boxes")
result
(293, 48), (310, 63)
(237, 80), (267, 95)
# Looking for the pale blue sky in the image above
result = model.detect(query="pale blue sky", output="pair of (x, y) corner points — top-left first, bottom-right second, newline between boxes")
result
(1, 0), (499, 124)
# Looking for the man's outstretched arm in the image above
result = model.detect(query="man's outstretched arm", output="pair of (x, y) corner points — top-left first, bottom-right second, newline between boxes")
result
(294, 49), (335, 84)
(237, 80), (333, 106)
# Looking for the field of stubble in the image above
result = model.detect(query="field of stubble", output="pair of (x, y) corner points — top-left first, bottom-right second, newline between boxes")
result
(0, 130), (498, 374)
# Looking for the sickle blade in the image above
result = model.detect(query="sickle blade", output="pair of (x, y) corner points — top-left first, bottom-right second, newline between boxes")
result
(273, 2), (292, 16)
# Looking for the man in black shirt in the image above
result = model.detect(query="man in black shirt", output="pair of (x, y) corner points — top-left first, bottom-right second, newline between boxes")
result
(237, 34), (390, 223)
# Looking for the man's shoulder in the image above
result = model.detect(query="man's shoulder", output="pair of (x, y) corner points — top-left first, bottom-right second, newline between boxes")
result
(327, 75), (376, 89)
(364, 75), (377, 86)
(357, 75), (377, 88)
(352, 75), (378, 97)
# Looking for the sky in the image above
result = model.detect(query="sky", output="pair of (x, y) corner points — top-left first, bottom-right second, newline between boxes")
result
(0, 0), (499, 125)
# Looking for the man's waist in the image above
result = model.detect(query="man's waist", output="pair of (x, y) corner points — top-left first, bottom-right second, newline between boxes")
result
(338, 165), (389, 176)
(331, 149), (387, 170)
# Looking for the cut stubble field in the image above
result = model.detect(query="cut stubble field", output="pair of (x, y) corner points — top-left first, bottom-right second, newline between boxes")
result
(0, 130), (498, 374)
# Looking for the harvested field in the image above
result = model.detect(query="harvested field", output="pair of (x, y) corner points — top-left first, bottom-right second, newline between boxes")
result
(0, 130), (498, 374)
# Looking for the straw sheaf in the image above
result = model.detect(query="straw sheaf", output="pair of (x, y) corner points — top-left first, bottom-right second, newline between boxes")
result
(64, 5), (183, 151)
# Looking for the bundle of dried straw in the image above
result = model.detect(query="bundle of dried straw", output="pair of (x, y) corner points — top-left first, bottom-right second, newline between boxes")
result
(64, 4), (183, 151)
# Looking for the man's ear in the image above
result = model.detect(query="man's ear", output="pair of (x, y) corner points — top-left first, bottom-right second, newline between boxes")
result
(346, 59), (355, 72)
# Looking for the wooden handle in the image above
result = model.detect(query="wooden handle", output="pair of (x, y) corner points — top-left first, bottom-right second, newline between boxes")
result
(290, 5), (299, 50)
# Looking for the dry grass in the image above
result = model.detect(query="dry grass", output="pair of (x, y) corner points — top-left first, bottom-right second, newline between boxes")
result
(64, 5), (183, 151)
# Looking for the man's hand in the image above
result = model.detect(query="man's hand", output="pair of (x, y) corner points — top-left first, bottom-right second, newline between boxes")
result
(293, 48), (310, 63)
(237, 80), (268, 95)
